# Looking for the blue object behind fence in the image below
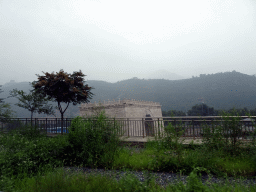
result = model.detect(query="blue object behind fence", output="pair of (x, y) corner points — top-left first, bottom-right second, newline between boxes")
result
(46, 127), (69, 133)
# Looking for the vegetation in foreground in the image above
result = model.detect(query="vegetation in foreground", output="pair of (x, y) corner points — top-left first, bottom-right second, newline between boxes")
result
(0, 111), (256, 191)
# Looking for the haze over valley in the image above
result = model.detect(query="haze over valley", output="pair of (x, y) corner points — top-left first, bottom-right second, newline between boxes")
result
(1, 0), (256, 118)
(1, 71), (256, 118)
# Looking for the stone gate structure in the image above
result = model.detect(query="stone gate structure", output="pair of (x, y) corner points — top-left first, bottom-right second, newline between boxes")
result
(79, 99), (165, 137)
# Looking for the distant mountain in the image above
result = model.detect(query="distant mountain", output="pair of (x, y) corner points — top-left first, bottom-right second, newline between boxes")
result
(142, 70), (186, 80)
(2, 80), (17, 87)
(1, 71), (256, 118)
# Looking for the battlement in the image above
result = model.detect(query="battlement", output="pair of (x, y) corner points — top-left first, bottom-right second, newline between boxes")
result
(80, 99), (161, 109)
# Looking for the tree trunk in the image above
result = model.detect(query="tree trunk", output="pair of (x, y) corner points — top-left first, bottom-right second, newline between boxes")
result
(61, 112), (64, 135)
(31, 111), (33, 127)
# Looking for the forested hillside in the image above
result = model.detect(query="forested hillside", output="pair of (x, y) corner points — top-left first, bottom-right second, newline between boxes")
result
(1, 71), (256, 118)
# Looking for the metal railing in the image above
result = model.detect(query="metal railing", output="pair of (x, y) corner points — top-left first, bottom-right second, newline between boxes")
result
(0, 116), (255, 140)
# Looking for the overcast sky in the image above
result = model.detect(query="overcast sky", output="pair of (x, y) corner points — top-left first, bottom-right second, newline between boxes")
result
(1, 0), (256, 85)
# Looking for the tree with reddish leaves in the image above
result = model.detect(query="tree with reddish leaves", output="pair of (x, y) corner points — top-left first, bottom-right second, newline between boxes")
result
(31, 69), (94, 134)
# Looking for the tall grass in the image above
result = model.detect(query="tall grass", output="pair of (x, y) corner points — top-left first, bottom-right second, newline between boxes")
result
(0, 110), (256, 191)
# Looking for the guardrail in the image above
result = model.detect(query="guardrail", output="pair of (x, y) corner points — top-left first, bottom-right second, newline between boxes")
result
(0, 116), (255, 140)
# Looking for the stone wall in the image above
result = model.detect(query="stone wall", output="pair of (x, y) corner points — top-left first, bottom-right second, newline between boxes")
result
(79, 99), (165, 137)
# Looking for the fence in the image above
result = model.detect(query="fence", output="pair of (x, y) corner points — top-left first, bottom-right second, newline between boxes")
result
(0, 116), (256, 140)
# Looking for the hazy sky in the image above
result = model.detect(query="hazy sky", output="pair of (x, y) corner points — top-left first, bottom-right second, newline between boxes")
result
(1, 0), (256, 85)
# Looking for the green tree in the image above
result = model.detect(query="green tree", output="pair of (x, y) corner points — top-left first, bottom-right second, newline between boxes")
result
(227, 107), (250, 116)
(0, 85), (17, 126)
(0, 85), (4, 104)
(31, 69), (94, 134)
(187, 103), (216, 116)
(249, 108), (256, 116)
(162, 110), (186, 117)
(7, 85), (58, 126)
(216, 107), (252, 116)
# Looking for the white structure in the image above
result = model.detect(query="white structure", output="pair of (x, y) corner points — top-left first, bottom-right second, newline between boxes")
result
(79, 99), (165, 137)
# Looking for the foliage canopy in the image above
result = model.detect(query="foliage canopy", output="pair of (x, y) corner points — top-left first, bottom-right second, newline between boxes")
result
(31, 69), (94, 134)
(8, 86), (57, 120)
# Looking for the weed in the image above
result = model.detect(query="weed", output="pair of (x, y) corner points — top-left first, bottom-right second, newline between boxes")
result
(0, 111), (256, 191)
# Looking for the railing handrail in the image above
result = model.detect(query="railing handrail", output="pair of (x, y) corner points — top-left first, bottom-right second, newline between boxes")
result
(1, 116), (255, 140)
(2, 116), (256, 119)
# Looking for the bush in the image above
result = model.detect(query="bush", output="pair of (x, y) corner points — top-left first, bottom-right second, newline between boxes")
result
(201, 110), (250, 157)
(201, 124), (227, 152)
(56, 111), (126, 169)
(0, 127), (68, 182)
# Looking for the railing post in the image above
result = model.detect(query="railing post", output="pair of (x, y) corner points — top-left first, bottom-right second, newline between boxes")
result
(114, 118), (115, 136)
(46, 118), (48, 133)
(127, 118), (129, 137)
(134, 119), (136, 137)
(65, 118), (67, 132)
(174, 119), (176, 136)
(56, 118), (57, 134)
(121, 119), (123, 136)
(142, 118), (144, 138)
(157, 118), (159, 138)
(193, 120), (195, 139)
(211, 119), (214, 137)
(18, 118), (21, 131)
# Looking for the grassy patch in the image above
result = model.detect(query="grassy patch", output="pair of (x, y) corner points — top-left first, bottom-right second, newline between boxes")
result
(0, 111), (256, 191)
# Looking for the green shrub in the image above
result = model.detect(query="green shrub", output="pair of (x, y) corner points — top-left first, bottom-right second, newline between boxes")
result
(201, 124), (226, 152)
(201, 110), (250, 157)
(56, 111), (126, 169)
(0, 128), (68, 183)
